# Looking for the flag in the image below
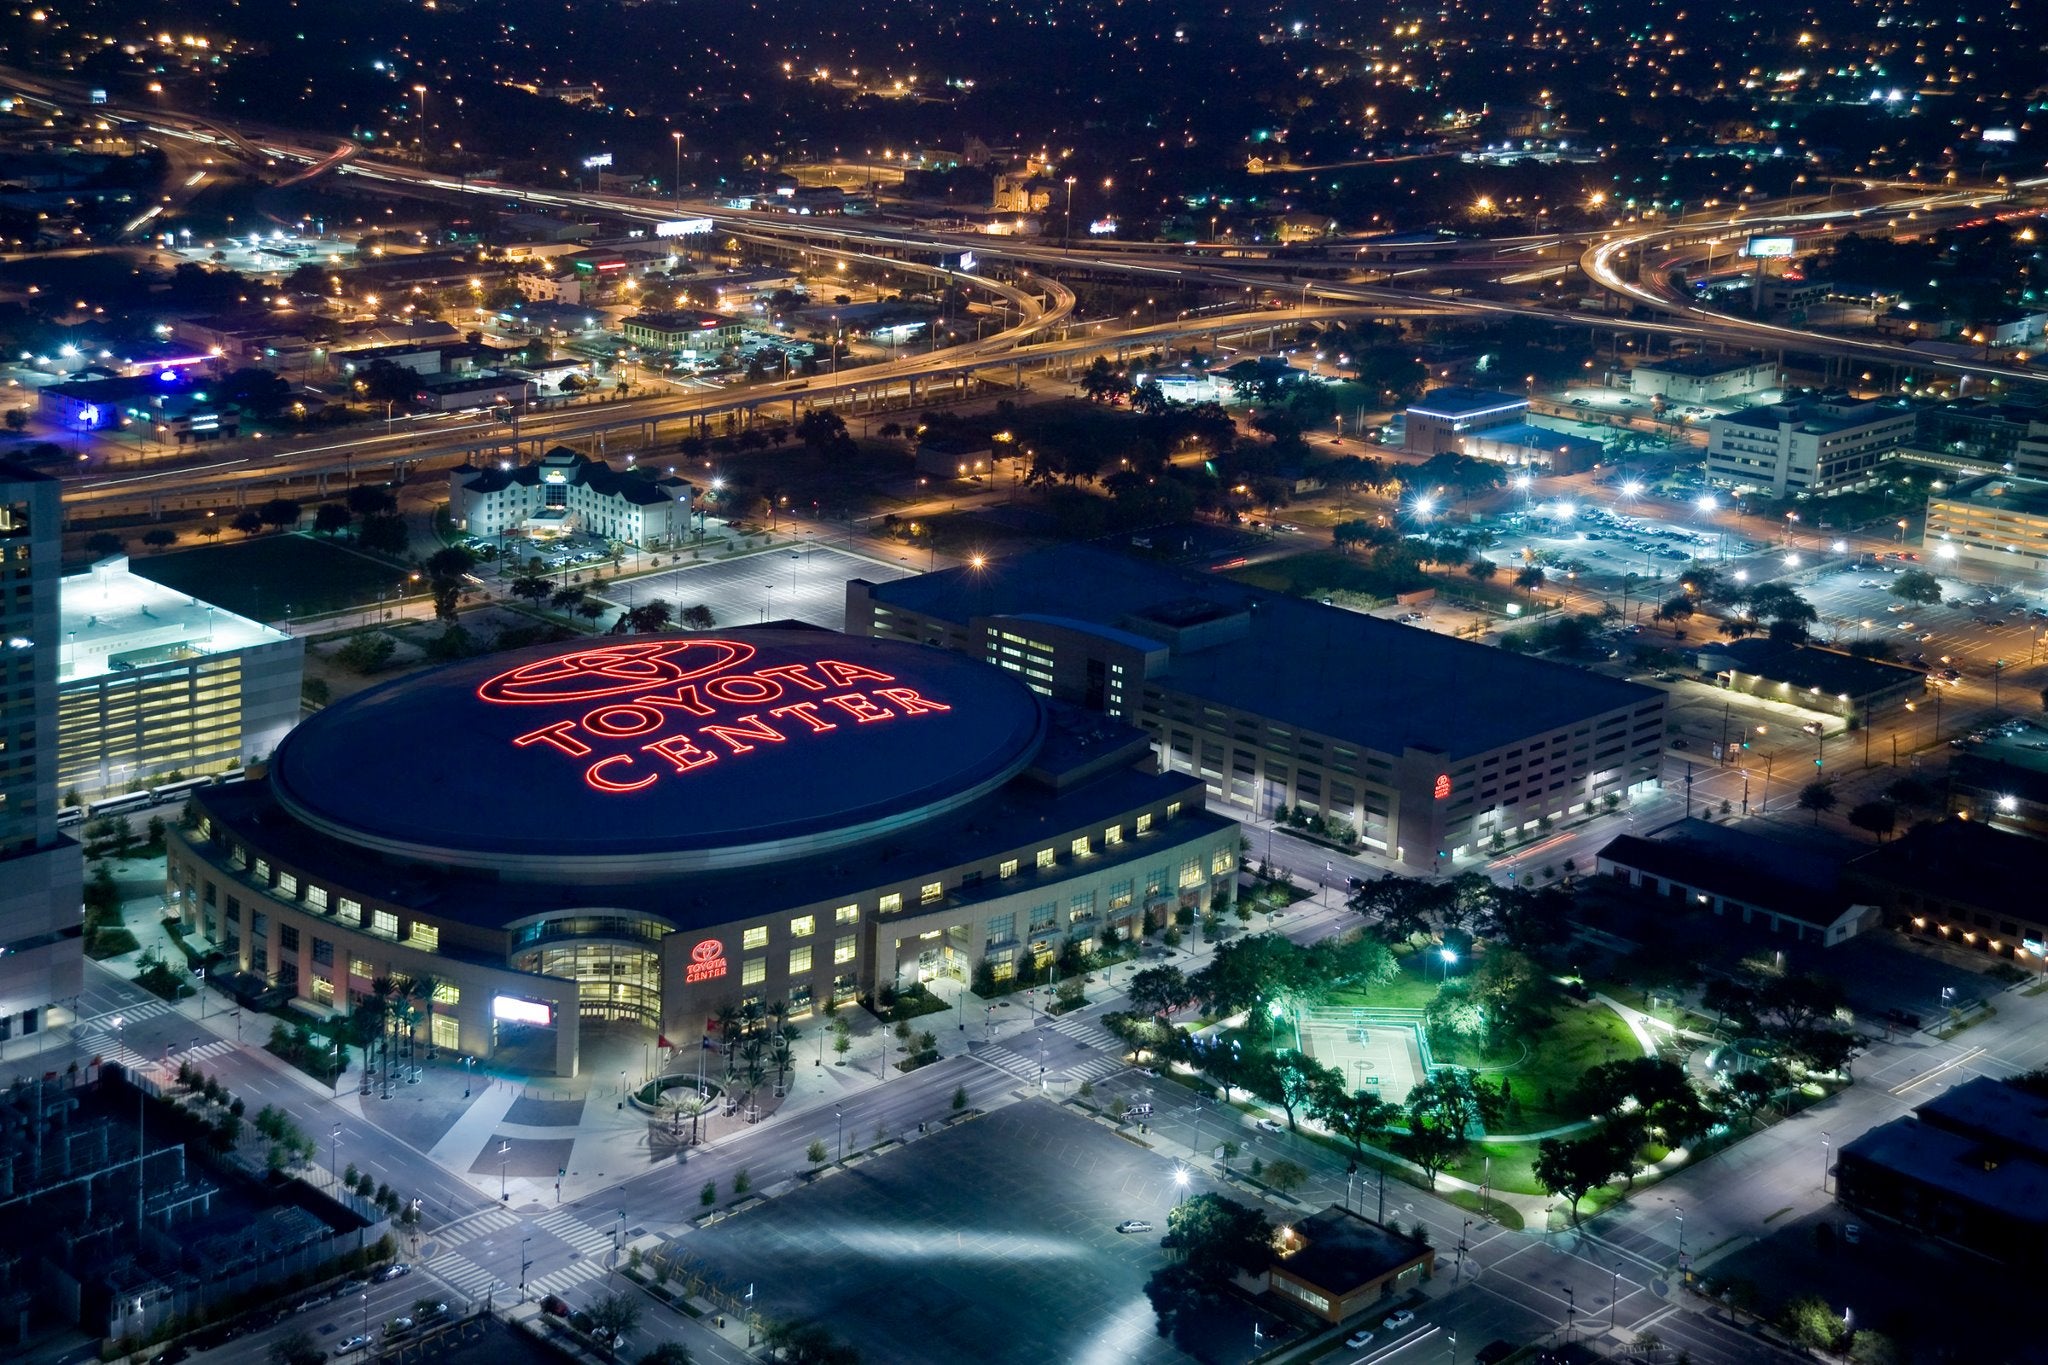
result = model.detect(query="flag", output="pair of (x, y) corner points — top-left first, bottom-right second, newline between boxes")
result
(658, 1035), (673, 1050)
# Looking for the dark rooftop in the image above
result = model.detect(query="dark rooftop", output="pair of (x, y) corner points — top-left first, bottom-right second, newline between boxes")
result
(1597, 818), (1862, 926)
(1270, 1207), (1431, 1292)
(1406, 387), (1528, 419)
(864, 544), (1660, 760)
(1704, 638), (1925, 699)
(1846, 818), (2048, 915)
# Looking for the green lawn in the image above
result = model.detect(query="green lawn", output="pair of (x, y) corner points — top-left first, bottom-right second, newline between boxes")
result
(132, 533), (408, 622)
(1437, 1001), (1642, 1132)
(1326, 951), (1443, 1012)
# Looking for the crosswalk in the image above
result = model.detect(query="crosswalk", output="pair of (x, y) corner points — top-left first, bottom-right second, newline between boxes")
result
(527, 1210), (619, 1299)
(434, 1207), (521, 1250)
(972, 1041), (1128, 1086)
(82, 999), (177, 1027)
(526, 1258), (605, 1300)
(1043, 1011), (1121, 1050)
(427, 1251), (499, 1304)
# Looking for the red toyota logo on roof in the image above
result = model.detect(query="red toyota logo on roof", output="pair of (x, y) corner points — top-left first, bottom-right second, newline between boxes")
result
(477, 640), (755, 705)
(690, 939), (724, 965)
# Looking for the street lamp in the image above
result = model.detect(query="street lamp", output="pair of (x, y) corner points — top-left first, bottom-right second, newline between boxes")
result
(671, 132), (684, 209)
(498, 1138), (512, 1201)
(1174, 1166), (1190, 1206)
(1822, 1130), (1832, 1192)
(519, 1235), (531, 1303)
(1438, 947), (1457, 983)
(835, 1105), (844, 1163)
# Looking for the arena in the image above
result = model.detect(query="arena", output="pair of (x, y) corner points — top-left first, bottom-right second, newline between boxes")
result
(167, 628), (1241, 1074)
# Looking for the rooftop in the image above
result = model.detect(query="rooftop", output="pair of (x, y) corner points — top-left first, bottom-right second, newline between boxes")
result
(1716, 392), (1912, 437)
(1467, 421), (1606, 458)
(1406, 387), (1528, 420)
(1270, 1207), (1432, 1292)
(59, 556), (290, 686)
(1847, 818), (2048, 916)
(1915, 1076), (2048, 1164)
(452, 447), (689, 507)
(1702, 638), (1924, 700)
(1931, 474), (2048, 518)
(1598, 818), (1863, 926)
(1637, 354), (1769, 377)
(1839, 1118), (2048, 1224)
(862, 544), (1660, 760)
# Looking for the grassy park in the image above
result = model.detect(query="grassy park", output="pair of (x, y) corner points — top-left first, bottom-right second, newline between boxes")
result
(133, 533), (408, 622)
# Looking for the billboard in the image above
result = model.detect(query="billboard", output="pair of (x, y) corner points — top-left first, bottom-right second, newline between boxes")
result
(582, 152), (613, 169)
(492, 995), (554, 1026)
(1745, 236), (1797, 259)
(654, 217), (714, 238)
(1982, 127), (2018, 144)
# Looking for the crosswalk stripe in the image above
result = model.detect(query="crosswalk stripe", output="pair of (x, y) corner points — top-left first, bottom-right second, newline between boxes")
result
(528, 1263), (603, 1297)
(436, 1207), (520, 1248)
(427, 1253), (496, 1299)
(535, 1211), (614, 1256)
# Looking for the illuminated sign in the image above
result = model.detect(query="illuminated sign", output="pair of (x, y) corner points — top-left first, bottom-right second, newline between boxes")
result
(1088, 218), (1119, 236)
(1982, 128), (2018, 144)
(583, 153), (614, 169)
(686, 939), (728, 984)
(1433, 773), (1452, 801)
(89, 89), (107, 105)
(1744, 236), (1796, 259)
(955, 251), (977, 272)
(479, 640), (956, 796)
(655, 218), (714, 238)
(492, 995), (554, 1026)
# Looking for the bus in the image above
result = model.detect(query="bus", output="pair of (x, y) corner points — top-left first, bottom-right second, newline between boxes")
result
(86, 791), (155, 818)
(150, 775), (217, 802)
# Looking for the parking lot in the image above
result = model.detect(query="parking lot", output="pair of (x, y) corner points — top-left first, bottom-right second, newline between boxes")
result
(602, 543), (916, 632)
(679, 1100), (1282, 1365)
(1794, 563), (2048, 675)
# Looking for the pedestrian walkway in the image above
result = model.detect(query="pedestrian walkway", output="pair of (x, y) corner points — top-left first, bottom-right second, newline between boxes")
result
(434, 1206), (521, 1250)
(969, 1039), (1128, 1086)
(426, 1250), (500, 1306)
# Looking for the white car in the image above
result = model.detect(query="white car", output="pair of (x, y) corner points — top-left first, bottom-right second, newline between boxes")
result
(1255, 1118), (1285, 1134)
(1345, 1328), (1377, 1348)
(1383, 1309), (1416, 1331)
(1115, 1219), (1153, 1234)
(337, 1336), (374, 1355)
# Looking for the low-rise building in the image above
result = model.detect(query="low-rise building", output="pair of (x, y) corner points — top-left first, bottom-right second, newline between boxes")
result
(411, 372), (533, 413)
(1696, 638), (1925, 724)
(1459, 422), (1605, 474)
(1596, 819), (1880, 947)
(37, 375), (242, 444)
(1946, 750), (2048, 839)
(448, 446), (694, 547)
(58, 556), (302, 802)
(1925, 475), (2048, 572)
(1836, 1077), (2048, 1264)
(1402, 388), (1528, 455)
(620, 310), (746, 354)
(1846, 818), (2048, 966)
(1705, 392), (1915, 495)
(1628, 355), (1778, 404)
(914, 437), (994, 480)
(1266, 1207), (1435, 1324)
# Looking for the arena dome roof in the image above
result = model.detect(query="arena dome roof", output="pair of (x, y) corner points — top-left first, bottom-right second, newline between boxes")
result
(270, 629), (1046, 878)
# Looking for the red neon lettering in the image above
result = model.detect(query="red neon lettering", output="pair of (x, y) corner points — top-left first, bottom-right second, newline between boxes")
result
(821, 692), (894, 724)
(514, 720), (592, 757)
(873, 686), (952, 716)
(641, 733), (718, 774)
(583, 703), (665, 738)
(635, 682), (717, 718)
(768, 701), (837, 734)
(699, 713), (787, 754)
(816, 659), (897, 688)
(586, 754), (657, 793)
(479, 639), (754, 704)
(754, 663), (829, 692)
(704, 673), (784, 705)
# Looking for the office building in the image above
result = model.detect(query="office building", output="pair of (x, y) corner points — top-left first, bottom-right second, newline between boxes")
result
(1628, 355), (1778, 404)
(1705, 392), (1915, 495)
(57, 556), (302, 802)
(448, 447), (695, 548)
(0, 462), (83, 1049)
(848, 545), (1667, 869)
(619, 310), (747, 355)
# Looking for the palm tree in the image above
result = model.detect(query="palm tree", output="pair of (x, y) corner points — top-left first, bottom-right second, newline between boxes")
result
(769, 1034), (795, 1094)
(713, 1003), (741, 1072)
(408, 973), (445, 1057)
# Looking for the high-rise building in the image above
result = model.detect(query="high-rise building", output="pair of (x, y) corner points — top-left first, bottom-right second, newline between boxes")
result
(0, 462), (83, 1048)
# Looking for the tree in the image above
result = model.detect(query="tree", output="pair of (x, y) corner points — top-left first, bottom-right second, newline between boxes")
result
(1889, 569), (1944, 604)
(1796, 781), (1838, 825)
(1724, 1062), (1789, 1128)
(141, 527), (178, 550)
(335, 631), (396, 675)
(1268, 1054), (1345, 1132)
(85, 531), (124, 557)
(806, 1138), (829, 1169)
(637, 1346), (695, 1365)
(314, 503), (353, 537)
(793, 409), (849, 453)
(1314, 1088), (1399, 1161)
(587, 1291), (643, 1358)
(1161, 1193), (1274, 1280)
(1780, 1294), (1847, 1353)
(1264, 1158), (1309, 1194)
(1126, 965), (1189, 1019)
(356, 514), (409, 555)
(1847, 800), (1897, 841)
(271, 1330), (326, 1365)
(758, 1319), (860, 1365)
(231, 509), (265, 537)
(258, 498), (303, 531)
(1653, 595), (1695, 624)
(626, 600), (674, 633)
(1, 408), (23, 432)
(680, 604), (716, 630)
(510, 574), (552, 606)
(1534, 1134), (1622, 1224)
(347, 484), (398, 518)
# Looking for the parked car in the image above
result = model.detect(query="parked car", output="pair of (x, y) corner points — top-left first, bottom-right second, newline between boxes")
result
(1383, 1309), (1416, 1331)
(377, 1263), (411, 1282)
(542, 1296), (571, 1318)
(1116, 1219), (1154, 1234)
(338, 1336), (374, 1355)
(1255, 1118), (1285, 1133)
(1345, 1328), (1377, 1348)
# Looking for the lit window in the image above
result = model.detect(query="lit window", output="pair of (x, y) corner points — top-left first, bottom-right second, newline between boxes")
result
(789, 946), (813, 975)
(879, 893), (902, 914)
(834, 935), (857, 965)
(337, 897), (362, 925)
(835, 904), (860, 925)
(790, 915), (816, 939)
(310, 977), (334, 1005)
(1167, 801), (1183, 818)
(1104, 824), (1122, 846)
(999, 858), (1019, 879)
(278, 872), (299, 898)
(372, 910), (399, 938)
(1179, 856), (1204, 888)
(1211, 848), (1235, 875)
(305, 884), (329, 910)
(921, 881), (943, 903)
(1036, 848), (1056, 870)
(743, 957), (766, 986)
(1071, 836), (1091, 858)
(349, 956), (374, 980)
(1109, 879), (1134, 910)
(433, 983), (460, 1005)
(743, 925), (769, 950)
